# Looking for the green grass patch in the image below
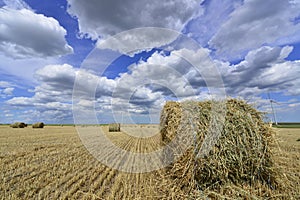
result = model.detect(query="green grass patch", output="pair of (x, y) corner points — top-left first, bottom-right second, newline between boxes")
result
(273, 124), (300, 128)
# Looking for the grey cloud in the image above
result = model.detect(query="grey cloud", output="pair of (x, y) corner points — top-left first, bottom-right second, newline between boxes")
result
(223, 46), (300, 97)
(7, 64), (118, 122)
(97, 27), (180, 56)
(232, 46), (290, 73)
(35, 64), (116, 102)
(35, 64), (76, 91)
(67, 0), (202, 39)
(209, 0), (300, 59)
(228, 46), (293, 88)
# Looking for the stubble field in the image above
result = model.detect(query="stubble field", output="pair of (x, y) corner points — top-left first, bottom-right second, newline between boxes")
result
(0, 125), (299, 199)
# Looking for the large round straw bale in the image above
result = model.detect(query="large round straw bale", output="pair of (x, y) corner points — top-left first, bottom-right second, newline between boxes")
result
(109, 123), (120, 132)
(32, 122), (44, 128)
(160, 99), (276, 191)
(10, 122), (26, 128)
(160, 101), (181, 144)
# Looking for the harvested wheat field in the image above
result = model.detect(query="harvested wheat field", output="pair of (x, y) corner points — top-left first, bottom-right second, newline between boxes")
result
(0, 124), (299, 199)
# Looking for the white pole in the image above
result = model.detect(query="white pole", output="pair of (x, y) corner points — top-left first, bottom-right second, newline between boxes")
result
(268, 93), (278, 125)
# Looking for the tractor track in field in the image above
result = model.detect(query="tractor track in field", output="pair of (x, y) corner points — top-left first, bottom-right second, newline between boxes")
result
(0, 125), (171, 199)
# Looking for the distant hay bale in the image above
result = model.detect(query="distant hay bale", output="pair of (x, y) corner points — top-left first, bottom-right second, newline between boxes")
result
(10, 122), (26, 128)
(160, 99), (276, 192)
(32, 122), (44, 128)
(109, 123), (120, 132)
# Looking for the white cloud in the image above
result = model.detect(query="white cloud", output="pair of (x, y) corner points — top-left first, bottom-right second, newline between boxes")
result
(221, 46), (300, 97)
(113, 49), (210, 100)
(185, 0), (242, 47)
(5, 113), (13, 117)
(5, 45), (300, 123)
(0, 7), (73, 59)
(67, 0), (203, 40)
(67, 0), (203, 55)
(35, 64), (76, 90)
(0, 81), (13, 88)
(97, 27), (180, 56)
(3, 0), (31, 10)
(8, 63), (116, 107)
(209, 0), (300, 59)
(0, 80), (14, 98)
(6, 97), (32, 106)
(3, 87), (13, 95)
(7, 48), (215, 123)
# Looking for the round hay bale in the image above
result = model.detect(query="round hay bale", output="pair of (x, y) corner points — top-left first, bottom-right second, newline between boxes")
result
(109, 123), (120, 132)
(32, 122), (44, 128)
(10, 122), (26, 128)
(160, 99), (276, 192)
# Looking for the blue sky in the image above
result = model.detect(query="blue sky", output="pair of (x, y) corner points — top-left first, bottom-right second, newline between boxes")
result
(0, 0), (300, 124)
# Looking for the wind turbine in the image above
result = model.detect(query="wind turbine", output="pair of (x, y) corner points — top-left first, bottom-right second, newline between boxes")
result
(267, 93), (279, 125)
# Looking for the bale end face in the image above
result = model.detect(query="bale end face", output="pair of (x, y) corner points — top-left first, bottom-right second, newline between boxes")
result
(108, 123), (121, 132)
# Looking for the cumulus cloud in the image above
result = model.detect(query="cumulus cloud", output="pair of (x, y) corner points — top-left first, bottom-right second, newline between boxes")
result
(221, 46), (300, 97)
(209, 0), (300, 59)
(35, 64), (76, 91)
(112, 47), (223, 103)
(67, 0), (203, 55)
(97, 27), (180, 56)
(5, 45), (300, 123)
(6, 96), (33, 106)
(7, 48), (216, 123)
(0, 7), (73, 59)
(67, 0), (203, 39)
(0, 87), (14, 98)
(0, 80), (14, 98)
(3, 87), (13, 95)
(0, 80), (13, 88)
(8, 64), (116, 115)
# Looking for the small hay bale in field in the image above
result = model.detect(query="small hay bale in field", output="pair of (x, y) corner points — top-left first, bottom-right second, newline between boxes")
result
(109, 123), (120, 132)
(10, 122), (26, 128)
(160, 99), (276, 193)
(32, 122), (44, 128)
